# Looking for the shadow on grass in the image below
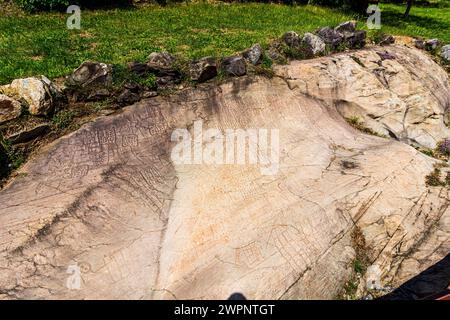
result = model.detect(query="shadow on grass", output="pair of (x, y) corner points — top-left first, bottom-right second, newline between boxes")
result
(380, 9), (450, 33)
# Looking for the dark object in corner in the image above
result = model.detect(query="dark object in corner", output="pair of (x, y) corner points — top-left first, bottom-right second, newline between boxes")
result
(379, 254), (450, 300)
(228, 292), (247, 300)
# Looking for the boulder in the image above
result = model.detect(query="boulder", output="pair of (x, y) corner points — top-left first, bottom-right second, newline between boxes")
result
(0, 45), (448, 300)
(4, 76), (57, 116)
(117, 89), (140, 105)
(190, 57), (217, 82)
(302, 32), (326, 55)
(7, 123), (50, 144)
(67, 62), (113, 88)
(243, 44), (263, 65)
(282, 31), (300, 47)
(441, 44), (450, 61)
(0, 94), (21, 124)
(0, 142), (8, 179)
(316, 27), (344, 49)
(128, 61), (150, 76)
(221, 56), (247, 76)
(335, 21), (356, 34)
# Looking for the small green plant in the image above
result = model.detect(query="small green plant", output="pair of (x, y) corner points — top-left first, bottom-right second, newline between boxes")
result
(52, 110), (75, 130)
(345, 116), (386, 138)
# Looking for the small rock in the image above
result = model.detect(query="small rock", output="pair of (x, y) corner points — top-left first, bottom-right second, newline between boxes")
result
(243, 44), (263, 65)
(414, 38), (426, 49)
(302, 32), (326, 55)
(282, 31), (300, 47)
(221, 56), (247, 77)
(98, 109), (115, 116)
(441, 44), (450, 61)
(148, 52), (176, 69)
(141, 91), (158, 99)
(123, 82), (140, 91)
(335, 21), (356, 34)
(378, 34), (395, 46)
(67, 61), (113, 88)
(346, 30), (367, 49)
(426, 39), (440, 50)
(7, 76), (56, 116)
(117, 89), (140, 105)
(7, 123), (50, 144)
(316, 27), (344, 49)
(190, 57), (217, 83)
(0, 94), (21, 124)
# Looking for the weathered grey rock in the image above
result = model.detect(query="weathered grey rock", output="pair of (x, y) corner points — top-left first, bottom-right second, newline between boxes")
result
(148, 52), (176, 69)
(316, 27), (344, 49)
(345, 30), (367, 49)
(0, 143), (8, 179)
(0, 94), (21, 124)
(190, 57), (217, 82)
(243, 44), (263, 65)
(426, 39), (440, 50)
(7, 123), (50, 144)
(282, 31), (300, 47)
(335, 21), (356, 34)
(267, 41), (287, 64)
(0, 45), (448, 300)
(3, 76), (56, 116)
(117, 89), (140, 105)
(302, 32), (326, 55)
(414, 38), (426, 50)
(67, 62), (113, 88)
(441, 44), (450, 61)
(86, 88), (111, 101)
(221, 56), (246, 76)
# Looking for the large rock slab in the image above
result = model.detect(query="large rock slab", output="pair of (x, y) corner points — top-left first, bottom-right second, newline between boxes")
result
(0, 46), (449, 300)
(275, 45), (450, 149)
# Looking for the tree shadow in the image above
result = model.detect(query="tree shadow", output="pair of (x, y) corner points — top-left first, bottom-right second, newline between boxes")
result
(380, 9), (450, 32)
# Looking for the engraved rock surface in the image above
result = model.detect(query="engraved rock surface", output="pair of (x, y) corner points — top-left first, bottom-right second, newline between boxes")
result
(0, 46), (449, 300)
(275, 45), (450, 149)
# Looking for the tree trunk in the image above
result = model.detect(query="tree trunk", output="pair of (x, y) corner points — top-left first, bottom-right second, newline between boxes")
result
(404, 0), (413, 17)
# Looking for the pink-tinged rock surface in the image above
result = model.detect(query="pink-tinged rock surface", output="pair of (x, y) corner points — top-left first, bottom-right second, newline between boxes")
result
(0, 46), (448, 299)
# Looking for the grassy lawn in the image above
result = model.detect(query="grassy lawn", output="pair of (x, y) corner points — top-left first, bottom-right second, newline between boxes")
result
(0, 2), (449, 85)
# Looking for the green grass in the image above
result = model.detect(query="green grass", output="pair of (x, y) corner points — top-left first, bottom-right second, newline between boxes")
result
(373, 1), (450, 41)
(0, 2), (449, 85)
